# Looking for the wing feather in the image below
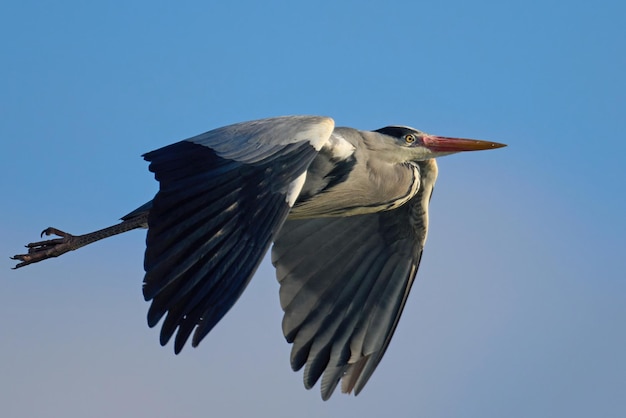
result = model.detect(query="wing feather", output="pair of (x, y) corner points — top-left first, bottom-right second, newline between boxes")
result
(271, 159), (438, 399)
(142, 116), (334, 353)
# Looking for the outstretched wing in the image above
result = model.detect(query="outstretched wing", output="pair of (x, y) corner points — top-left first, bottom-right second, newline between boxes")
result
(142, 116), (335, 353)
(271, 159), (438, 400)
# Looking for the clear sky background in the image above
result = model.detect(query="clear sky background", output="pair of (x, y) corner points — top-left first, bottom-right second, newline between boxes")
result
(1, 1), (625, 417)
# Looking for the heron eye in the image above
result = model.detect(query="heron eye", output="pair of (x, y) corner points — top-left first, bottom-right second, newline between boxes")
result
(404, 134), (416, 144)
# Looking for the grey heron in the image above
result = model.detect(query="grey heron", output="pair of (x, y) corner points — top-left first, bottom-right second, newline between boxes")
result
(12, 115), (506, 400)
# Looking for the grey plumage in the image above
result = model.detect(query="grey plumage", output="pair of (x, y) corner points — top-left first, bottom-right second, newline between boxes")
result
(273, 159), (437, 399)
(12, 115), (505, 399)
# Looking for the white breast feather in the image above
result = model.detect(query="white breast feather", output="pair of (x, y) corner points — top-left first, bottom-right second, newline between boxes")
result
(326, 133), (355, 159)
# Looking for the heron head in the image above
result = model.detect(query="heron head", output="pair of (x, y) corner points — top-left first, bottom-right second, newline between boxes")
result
(374, 126), (506, 161)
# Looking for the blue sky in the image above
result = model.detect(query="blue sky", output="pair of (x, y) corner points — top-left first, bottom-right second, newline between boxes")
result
(1, 1), (625, 417)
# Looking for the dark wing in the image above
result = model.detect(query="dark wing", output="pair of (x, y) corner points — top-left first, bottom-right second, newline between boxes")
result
(271, 159), (438, 400)
(142, 116), (334, 353)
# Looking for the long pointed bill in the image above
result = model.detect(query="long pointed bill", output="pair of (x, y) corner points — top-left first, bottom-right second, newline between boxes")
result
(422, 135), (507, 153)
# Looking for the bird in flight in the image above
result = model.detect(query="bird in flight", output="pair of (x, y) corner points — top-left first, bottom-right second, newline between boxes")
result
(12, 116), (506, 400)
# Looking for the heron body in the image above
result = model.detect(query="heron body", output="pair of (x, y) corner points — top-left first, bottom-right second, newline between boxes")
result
(12, 115), (506, 400)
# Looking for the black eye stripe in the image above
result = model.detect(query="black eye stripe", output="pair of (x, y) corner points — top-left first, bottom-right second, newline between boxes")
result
(374, 126), (420, 139)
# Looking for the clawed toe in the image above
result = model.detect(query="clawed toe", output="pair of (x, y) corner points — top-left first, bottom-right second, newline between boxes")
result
(11, 227), (77, 269)
(26, 228), (75, 250)
(40, 227), (71, 239)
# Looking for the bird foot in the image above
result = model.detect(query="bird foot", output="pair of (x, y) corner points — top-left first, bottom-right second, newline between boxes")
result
(11, 227), (78, 269)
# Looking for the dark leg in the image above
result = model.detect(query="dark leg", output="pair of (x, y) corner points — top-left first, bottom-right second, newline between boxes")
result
(11, 212), (149, 269)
